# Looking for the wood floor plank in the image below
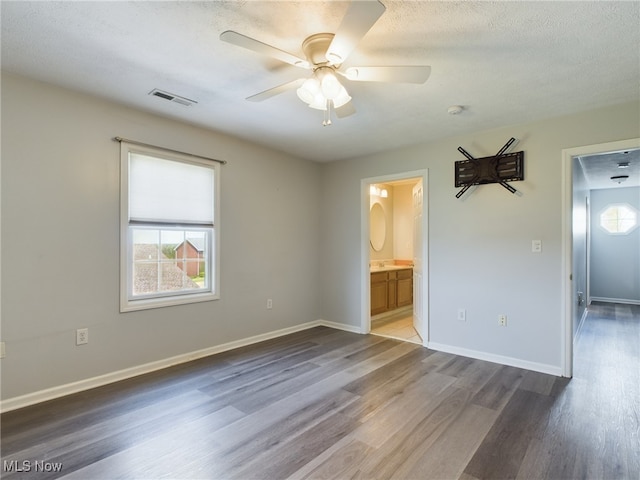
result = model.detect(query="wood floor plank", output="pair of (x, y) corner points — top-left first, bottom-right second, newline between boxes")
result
(197, 341), (325, 393)
(230, 412), (361, 480)
(514, 383), (582, 479)
(448, 357), (502, 394)
(471, 365), (526, 411)
(2, 389), (212, 457)
(290, 438), (374, 480)
(200, 360), (321, 413)
(518, 370), (556, 396)
(227, 341), (419, 415)
(458, 473), (481, 480)
(435, 355), (475, 377)
(54, 405), (245, 480)
(1, 303), (637, 480)
(358, 386), (473, 478)
(1, 357), (234, 450)
(197, 389), (360, 476)
(348, 372), (457, 449)
(341, 346), (431, 396)
(463, 387), (556, 479)
(193, 341), (416, 451)
(309, 334), (388, 366)
(421, 350), (457, 369)
(339, 349), (437, 422)
(397, 403), (497, 480)
(221, 327), (336, 364)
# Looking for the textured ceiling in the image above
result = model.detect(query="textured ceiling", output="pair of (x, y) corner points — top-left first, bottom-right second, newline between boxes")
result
(579, 148), (640, 190)
(2, 0), (639, 172)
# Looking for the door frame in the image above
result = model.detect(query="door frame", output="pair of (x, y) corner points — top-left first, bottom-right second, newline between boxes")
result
(561, 137), (640, 377)
(360, 169), (429, 344)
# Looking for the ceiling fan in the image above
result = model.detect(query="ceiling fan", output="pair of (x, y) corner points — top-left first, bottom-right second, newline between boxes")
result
(220, 0), (431, 126)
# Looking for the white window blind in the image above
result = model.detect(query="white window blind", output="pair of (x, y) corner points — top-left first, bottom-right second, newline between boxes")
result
(129, 153), (215, 225)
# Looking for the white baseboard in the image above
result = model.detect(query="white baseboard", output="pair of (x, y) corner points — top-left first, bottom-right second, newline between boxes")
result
(317, 319), (365, 334)
(574, 307), (589, 345)
(590, 296), (640, 306)
(427, 342), (563, 377)
(1, 320), (338, 413)
(2, 319), (563, 412)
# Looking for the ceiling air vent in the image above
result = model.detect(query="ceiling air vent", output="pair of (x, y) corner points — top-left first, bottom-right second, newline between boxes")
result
(149, 89), (197, 107)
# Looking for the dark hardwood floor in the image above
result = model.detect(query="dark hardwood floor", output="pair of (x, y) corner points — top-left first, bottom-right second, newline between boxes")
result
(1, 302), (638, 479)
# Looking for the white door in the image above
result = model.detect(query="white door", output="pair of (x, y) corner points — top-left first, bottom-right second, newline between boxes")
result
(412, 180), (427, 342)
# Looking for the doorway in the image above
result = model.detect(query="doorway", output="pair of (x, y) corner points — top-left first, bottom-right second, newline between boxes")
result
(361, 170), (429, 345)
(561, 138), (640, 377)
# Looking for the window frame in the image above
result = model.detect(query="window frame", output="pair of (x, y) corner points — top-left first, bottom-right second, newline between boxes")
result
(120, 142), (220, 312)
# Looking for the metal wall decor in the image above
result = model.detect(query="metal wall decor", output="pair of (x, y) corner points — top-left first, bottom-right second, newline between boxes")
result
(454, 137), (524, 198)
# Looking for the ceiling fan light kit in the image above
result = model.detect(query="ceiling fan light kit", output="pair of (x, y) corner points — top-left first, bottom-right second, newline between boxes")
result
(220, 0), (431, 126)
(296, 67), (352, 111)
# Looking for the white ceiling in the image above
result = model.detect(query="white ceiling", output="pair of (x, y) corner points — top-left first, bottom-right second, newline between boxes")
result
(2, 1), (639, 169)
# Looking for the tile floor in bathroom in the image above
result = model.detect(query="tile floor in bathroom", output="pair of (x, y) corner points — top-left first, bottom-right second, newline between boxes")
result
(371, 311), (422, 344)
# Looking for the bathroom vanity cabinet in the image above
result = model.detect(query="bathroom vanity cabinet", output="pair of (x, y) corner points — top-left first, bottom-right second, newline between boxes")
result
(370, 268), (413, 316)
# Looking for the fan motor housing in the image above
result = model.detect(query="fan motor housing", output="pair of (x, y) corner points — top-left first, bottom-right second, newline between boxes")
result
(302, 33), (335, 66)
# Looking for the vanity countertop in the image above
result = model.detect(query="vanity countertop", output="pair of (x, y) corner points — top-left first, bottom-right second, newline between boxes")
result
(370, 264), (413, 272)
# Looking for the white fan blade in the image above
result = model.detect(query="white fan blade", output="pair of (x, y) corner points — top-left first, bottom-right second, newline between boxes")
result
(220, 31), (310, 69)
(335, 101), (356, 118)
(343, 66), (431, 84)
(246, 78), (305, 102)
(326, 0), (386, 65)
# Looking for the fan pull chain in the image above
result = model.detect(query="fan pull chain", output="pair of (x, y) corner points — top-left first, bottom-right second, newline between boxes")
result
(323, 99), (332, 126)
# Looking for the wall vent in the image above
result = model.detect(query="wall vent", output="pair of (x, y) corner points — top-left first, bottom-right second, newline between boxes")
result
(149, 89), (197, 107)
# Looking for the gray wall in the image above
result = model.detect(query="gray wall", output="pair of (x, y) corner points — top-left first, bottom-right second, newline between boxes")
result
(1, 74), (322, 400)
(590, 187), (640, 303)
(320, 102), (640, 371)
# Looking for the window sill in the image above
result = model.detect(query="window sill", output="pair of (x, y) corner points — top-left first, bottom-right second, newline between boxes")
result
(120, 291), (219, 313)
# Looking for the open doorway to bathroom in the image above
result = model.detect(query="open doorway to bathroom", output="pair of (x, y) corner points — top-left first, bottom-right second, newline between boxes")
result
(362, 170), (428, 345)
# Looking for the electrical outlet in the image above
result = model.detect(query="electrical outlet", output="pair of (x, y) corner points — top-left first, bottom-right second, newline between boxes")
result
(267, 299), (273, 310)
(76, 328), (89, 345)
(457, 309), (466, 322)
(498, 315), (507, 327)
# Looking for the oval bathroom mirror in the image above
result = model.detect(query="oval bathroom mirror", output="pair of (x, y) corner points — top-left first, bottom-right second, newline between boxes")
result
(370, 202), (386, 251)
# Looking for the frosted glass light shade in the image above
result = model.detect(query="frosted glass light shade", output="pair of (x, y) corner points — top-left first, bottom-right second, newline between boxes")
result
(296, 78), (320, 104)
(332, 86), (351, 108)
(320, 71), (342, 99)
(309, 95), (328, 111)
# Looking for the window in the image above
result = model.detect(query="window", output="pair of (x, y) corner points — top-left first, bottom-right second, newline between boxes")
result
(120, 142), (219, 311)
(599, 203), (638, 235)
